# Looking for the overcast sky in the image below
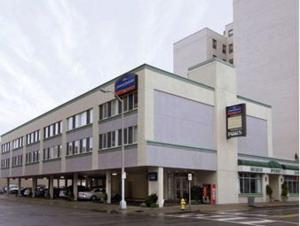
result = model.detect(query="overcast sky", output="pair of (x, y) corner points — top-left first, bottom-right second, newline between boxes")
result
(0, 0), (232, 135)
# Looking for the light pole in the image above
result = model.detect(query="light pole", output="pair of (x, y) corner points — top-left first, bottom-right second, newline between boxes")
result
(100, 88), (127, 209)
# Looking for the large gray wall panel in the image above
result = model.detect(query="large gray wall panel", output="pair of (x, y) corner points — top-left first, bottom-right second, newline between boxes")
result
(66, 126), (93, 143)
(43, 136), (62, 148)
(43, 160), (62, 174)
(154, 90), (215, 149)
(146, 144), (216, 170)
(238, 116), (268, 156)
(65, 154), (92, 172)
(98, 147), (138, 169)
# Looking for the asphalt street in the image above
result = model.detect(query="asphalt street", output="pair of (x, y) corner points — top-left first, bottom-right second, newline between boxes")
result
(0, 199), (298, 226)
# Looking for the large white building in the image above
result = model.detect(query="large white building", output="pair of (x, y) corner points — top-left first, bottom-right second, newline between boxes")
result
(174, 0), (299, 160)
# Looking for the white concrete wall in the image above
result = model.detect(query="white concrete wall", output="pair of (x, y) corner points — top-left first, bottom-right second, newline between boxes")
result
(174, 28), (228, 76)
(233, 0), (299, 160)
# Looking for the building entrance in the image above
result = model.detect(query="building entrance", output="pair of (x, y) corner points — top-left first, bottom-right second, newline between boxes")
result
(174, 175), (188, 200)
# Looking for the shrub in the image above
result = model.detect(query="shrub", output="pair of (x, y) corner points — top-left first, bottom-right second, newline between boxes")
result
(145, 193), (158, 207)
(281, 183), (288, 198)
(266, 185), (273, 201)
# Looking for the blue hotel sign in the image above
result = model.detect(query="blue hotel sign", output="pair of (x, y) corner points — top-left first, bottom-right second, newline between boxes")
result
(226, 103), (247, 139)
(115, 73), (138, 96)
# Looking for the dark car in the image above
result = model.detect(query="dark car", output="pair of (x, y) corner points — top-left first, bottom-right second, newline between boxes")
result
(43, 187), (60, 199)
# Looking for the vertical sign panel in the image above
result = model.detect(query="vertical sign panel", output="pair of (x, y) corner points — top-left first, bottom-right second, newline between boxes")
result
(226, 103), (246, 139)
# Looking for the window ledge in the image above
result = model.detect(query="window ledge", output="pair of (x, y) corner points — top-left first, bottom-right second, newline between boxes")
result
(43, 158), (61, 163)
(66, 151), (92, 159)
(11, 165), (22, 168)
(43, 134), (62, 141)
(98, 109), (137, 124)
(26, 141), (40, 147)
(12, 147), (23, 152)
(98, 143), (137, 152)
(26, 162), (39, 166)
(66, 123), (92, 134)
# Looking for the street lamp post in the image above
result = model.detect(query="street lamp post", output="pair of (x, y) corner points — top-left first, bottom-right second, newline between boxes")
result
(100, 89), (127, 209)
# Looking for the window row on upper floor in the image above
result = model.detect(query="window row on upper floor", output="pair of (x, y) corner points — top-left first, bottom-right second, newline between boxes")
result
(12, 155), (23, 167)
(12, 137), (23, 150)
(67, 109), (93, 131)
(99, 125), (137, 150)
(43, 145), (62, 161)
(99, 91), (138, 120)
(26, 130), (40, 145)
(1, 142), (11, 154)
(2, 91), (139, 153)
(67, 137), (93, 156)
(1, 158), (10, 169)
(44, 121), (63, 139)
(26, 150), (40, 165)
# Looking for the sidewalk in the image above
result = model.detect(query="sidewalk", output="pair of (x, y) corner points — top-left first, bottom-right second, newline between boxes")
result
(0, 195), (298, 216)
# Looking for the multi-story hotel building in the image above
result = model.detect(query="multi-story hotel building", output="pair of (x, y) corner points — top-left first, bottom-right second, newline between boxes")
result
(1, 60), (298, 206)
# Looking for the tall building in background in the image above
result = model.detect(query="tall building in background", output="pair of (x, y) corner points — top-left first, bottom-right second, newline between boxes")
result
(173, 24), (234, 76)
(233, 0), (299, 160)
(173, 0), (298, 160)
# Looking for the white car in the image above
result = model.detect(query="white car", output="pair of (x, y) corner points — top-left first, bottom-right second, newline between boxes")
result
(78, 188), (106, 201)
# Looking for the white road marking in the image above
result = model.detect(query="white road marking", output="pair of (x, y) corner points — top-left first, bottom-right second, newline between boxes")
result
(215, 217), (248, 221)
(237, 219), (275, 225)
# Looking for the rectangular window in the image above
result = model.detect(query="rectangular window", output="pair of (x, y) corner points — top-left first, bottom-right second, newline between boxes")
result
(128, 126), (133, 144)
(82, 138), (87, 153)
(118, 129), (122, 146)
(74, 140), (80, 154)
(111, 130), (116, 147)
(222, 44), (226, 54)
(128, 93), (133, 110)
(107, 132), (111, 148)
(124, 128), (128, 145)
(239, 173), (262, 194)
(68, 117), (73, 131)
(229, 43), (233, 53)
(212, 39), (217, 49)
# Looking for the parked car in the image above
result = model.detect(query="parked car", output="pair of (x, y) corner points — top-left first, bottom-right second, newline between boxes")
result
(43, 187), (60, 199)
(78, 187), (106, 202)
(22, 187), (32, 197)
(1, 184), (18, 194)
(61, 186), (89, 199)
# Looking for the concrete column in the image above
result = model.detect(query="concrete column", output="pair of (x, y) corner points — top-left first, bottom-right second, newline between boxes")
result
(65, 179), (68, 188)
(6, 178), (10, 196)
(57, 178), (60, 188)
(106, 171), (112, 204)
(73, 173), (78, 201)
(18, 178), (22, 196)
(148, 167), (164, 208)
(157, 167), (164, 207)
(49, 176), (54, 199)
(262, 174), (269, 202)
(32, 178), (37, 198)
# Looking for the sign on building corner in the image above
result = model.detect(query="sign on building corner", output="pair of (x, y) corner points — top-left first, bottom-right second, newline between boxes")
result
(226, 103), (247, 139)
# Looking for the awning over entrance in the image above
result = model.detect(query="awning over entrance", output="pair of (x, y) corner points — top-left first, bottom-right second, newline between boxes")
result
(238, 159), (299, 176)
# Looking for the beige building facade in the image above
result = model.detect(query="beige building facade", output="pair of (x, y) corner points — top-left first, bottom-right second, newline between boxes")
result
(1, 61), (298, 205)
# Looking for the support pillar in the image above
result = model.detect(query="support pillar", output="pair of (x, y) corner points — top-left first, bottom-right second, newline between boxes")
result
(157, 167), (164, 207)
(65, 179), (68, 188)
(262, 174), (269, 202)
(73, 173), (78, 201)
(106, 171), (111, 204)
(49, 176), (54, 199)
(6, 178), (10, 196)
(32, 178), (37, 198)
(18, 178), (22, 196)
(148, 167), (164, 208)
